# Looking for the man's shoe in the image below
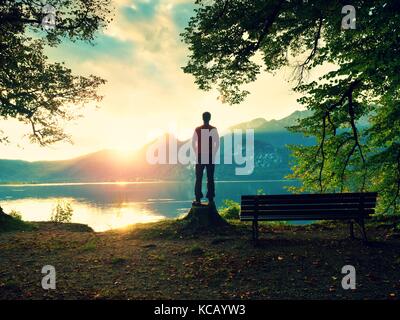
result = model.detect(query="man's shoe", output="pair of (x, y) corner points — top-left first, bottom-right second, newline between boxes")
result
(192, 200), (202, 206)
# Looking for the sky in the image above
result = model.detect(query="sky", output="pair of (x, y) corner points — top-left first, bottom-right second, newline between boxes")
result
(0, 0), (321, 161)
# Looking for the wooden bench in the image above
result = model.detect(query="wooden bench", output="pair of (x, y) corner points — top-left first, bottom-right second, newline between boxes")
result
(240, 192), (378, 244)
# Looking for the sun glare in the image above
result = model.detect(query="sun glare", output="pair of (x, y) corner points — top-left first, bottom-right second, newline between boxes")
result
(114, 147), (136, 157)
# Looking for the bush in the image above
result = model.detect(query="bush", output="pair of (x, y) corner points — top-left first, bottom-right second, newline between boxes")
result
(0, 214), (35, 233)
(256, 188), (266, 195)
(51, 200), (73, 223)
(9, 210), (22, 220)
(219, 199), (240, 220)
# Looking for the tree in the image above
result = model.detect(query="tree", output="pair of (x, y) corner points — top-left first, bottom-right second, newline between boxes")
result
(183, 202), (228, 231)
(0, 0), (113, 145)
(182, 0), (400, 213)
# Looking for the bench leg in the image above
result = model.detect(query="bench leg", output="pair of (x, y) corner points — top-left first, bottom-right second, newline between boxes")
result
(252, 220), (259, 245)
(349, 221), (355, 239)
(358, 218), (368, 244)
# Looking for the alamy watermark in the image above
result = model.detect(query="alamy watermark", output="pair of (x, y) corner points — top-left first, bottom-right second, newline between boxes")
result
(341, 265), (356, 290)
(146, 129), (255, 176)
(41, 4), (56, 30)
(41, 265), (56, 290)
(342, 5), (356, 30)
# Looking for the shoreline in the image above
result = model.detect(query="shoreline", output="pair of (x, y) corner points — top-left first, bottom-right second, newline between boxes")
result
(0, 179), (298, 187)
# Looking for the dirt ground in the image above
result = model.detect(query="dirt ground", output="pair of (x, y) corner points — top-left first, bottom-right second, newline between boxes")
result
(0, 219), (400, 300)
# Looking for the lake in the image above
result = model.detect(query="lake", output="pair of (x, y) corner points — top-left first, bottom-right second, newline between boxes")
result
(0, 180), (299, 231)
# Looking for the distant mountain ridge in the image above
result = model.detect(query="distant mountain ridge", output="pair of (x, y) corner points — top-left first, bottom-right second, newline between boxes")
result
(0, 110), (315, 183)
(230, 110), (312, 132)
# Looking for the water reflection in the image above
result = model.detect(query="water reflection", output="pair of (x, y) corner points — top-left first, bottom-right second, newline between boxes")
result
(0, 180), (297, 231)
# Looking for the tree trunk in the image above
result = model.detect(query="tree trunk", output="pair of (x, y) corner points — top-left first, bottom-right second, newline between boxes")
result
(182, 202), (228, 231)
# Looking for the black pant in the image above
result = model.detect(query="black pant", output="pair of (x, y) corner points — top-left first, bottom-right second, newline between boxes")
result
(195, 164), (215, 201)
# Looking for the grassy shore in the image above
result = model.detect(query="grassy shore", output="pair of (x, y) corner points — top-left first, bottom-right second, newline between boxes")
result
(0, 215), (400, 300)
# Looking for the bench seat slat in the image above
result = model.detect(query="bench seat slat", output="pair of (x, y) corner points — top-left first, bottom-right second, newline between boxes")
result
(241, 192), (377, 201)
(241, 197), (376, 203)
(241, 198), (376, 205)
(240, 214), (372, 221)
(241, 203), (376, 211)
(241, 209), (374, 215)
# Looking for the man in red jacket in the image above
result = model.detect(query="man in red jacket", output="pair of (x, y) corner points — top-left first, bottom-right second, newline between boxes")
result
(192, 112), (220, 205)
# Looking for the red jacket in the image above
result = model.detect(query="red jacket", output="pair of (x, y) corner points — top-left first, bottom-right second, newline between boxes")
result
(192, 124), (220, 157)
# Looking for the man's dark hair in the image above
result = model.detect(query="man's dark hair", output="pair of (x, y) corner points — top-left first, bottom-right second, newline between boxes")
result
(202, 112), (211, 122)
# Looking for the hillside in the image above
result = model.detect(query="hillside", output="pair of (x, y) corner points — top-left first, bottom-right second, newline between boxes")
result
(0, 110), (315, 183)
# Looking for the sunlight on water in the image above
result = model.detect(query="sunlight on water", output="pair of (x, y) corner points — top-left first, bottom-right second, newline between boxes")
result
(1, 198), (165, 232)
(0, 181), (296, 231)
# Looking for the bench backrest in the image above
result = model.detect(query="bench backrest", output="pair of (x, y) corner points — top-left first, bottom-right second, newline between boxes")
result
(240, 192), (378, 221)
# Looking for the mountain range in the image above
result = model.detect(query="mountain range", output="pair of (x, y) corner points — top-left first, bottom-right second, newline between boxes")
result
(0, 110), (315, 183)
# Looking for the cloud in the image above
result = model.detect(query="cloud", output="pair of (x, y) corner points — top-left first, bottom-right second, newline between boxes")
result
(171, 2), (197, 31)
(122, 0), (161, 21)
(46, 35), (135, 65)
(1, 0), (309, 161)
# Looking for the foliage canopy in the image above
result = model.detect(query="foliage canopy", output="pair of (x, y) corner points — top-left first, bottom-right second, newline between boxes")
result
(0, 0), (113, 145)
(182, 0), (400, 213)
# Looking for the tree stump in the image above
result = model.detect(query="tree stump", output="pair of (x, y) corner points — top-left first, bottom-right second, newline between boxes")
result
(182, 202), (228, 231)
